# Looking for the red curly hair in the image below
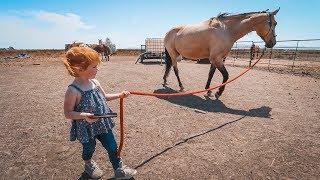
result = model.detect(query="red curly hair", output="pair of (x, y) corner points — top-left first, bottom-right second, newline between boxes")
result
(63, 46), (101, 77)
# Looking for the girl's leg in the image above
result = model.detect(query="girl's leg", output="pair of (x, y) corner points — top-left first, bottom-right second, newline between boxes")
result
(96, 131), (121, 170)
(81, 139), (104, 178)
(82, 139), (97, 162)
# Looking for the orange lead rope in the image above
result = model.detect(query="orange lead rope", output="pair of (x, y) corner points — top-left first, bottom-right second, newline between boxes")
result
(116, 97), (124, 158)
(116, 48), (266, 158)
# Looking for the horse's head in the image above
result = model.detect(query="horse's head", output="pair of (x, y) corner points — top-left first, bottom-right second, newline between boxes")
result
(255, 8), (280, 48)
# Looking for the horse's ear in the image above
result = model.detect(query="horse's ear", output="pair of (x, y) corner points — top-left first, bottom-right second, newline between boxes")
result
(272, 7), (280, 15)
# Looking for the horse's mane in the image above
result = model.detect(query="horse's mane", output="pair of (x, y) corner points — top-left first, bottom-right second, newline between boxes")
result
(215, 9), (269, 20)
(209, 9), (269, 28)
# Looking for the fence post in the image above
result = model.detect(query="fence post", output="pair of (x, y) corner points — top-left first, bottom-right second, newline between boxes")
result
(292, 41), (299, 73)
(233, 42), (238, 66)
(249, 42), (254, 67)
(267, 48), (272, 71)
(269, 48), (273, 59)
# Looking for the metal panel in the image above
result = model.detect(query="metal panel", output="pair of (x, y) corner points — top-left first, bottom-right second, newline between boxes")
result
(145, 38), (164, 53)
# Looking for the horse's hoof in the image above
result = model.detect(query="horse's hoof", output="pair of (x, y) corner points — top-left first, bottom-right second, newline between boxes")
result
(162, 83), (168, 87)
(206, 91), (213, 97)
(215, 92), (220, 99)
(179, 88), (185, 92)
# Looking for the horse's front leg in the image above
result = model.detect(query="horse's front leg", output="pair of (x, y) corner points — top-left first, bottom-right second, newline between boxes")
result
(215, 65), (229, 99)
(205, 63), (216, 97)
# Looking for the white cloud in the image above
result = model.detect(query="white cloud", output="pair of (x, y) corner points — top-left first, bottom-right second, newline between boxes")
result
(0, 10), (97, 49)
(32, 10), (93, 30)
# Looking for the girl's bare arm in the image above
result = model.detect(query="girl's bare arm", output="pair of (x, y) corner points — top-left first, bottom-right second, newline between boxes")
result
(63, 87), (96, 122)
(93, 79), (127, 101)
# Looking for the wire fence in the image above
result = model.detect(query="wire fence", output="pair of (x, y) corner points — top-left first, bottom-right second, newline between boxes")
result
(137, 37), (320, 78)
(228, 38), (320, 78)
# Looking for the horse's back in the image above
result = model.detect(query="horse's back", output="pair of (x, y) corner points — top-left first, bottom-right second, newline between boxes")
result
(164, 20), (230, 60)
(164, 25), (186, 54)
(174, 23), (218, 59)
(164, 25), (185, 42)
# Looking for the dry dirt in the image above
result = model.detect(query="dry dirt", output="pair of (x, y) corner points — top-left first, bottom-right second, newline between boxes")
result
(0, 54), (319, 180)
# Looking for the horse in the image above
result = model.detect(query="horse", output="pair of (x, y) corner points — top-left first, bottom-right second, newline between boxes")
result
(66, 42), (111, 61)
(250, 43), (260, 60)
(87, 43), (111, 61)
(254, 44), (260, 59)
(163, 8), (280, 98)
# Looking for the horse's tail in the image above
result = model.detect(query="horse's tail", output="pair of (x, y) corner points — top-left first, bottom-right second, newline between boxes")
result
(164, 48), (172, 71)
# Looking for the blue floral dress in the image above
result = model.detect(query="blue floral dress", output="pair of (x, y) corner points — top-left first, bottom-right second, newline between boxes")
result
(68, 80), (115, 143)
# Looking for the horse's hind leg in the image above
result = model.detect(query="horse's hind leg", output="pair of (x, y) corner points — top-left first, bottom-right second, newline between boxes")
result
(173, 65), (184, 91)
(163, 49), (172, 86)
(163, 48), (183, 91)
(215, 65), (229, 99)
(205, 63), (216, 96)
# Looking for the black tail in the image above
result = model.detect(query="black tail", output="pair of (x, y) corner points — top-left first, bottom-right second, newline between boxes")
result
(164, 48), (172, 72)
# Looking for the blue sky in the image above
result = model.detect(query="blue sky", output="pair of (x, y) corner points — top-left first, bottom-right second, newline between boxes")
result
(0, 0), (319, 49)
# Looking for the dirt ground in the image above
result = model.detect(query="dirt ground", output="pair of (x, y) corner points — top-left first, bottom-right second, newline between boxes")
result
(0, 55), (319, 180)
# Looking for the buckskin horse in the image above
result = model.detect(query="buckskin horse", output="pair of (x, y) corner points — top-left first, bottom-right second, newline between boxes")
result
(163, 8), (280, 98)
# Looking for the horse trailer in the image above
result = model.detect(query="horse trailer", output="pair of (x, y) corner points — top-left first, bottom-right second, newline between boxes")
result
(135, 38), (165, 64)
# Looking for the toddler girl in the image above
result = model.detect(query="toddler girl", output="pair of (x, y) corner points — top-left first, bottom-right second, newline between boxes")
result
(63, 46), (136, 179)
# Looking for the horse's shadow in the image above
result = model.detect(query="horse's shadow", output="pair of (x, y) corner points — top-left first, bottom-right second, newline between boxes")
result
(153, 86), (271, 118)
(140, 61), (164, 65)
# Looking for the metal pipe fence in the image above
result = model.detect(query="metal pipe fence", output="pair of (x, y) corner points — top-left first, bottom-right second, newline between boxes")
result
(228, 38), (320, 77)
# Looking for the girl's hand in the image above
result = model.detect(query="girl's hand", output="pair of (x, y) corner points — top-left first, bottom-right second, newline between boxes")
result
(119, 91), (130, 98)
(81, 112), (98, 124)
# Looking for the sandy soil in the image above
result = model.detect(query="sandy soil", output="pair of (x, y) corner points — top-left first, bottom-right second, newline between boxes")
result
(0, 55), (319, 179)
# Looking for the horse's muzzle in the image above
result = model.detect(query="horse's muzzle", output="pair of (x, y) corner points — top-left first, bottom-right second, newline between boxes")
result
(266, 41), (276, 48)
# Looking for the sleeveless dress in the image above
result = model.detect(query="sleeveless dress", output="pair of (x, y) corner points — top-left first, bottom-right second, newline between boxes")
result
(68, 80), (115, 144)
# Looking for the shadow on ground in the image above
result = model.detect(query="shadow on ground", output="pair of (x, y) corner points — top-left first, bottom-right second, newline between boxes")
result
(78, 172), (91, 180)
(78, 171), (135, 180)
(153, 86), (271, 118)
(140, 61), (164, 65)
(133, 86), (272, 169)
(134, 115), (247, 169)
